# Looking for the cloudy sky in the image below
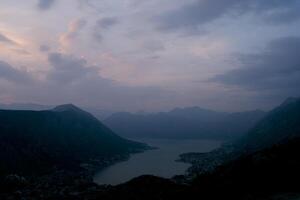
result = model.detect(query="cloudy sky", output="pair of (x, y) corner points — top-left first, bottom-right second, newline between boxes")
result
(0, 0), (300, 112)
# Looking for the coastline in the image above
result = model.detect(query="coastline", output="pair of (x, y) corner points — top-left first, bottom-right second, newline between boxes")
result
(0, 144), (152, 199)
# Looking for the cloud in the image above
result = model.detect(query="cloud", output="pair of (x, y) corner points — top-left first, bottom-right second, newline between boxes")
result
(0, 33), (17, 45)
(262, 5), (300, 25)
(157, 0), (300, 31)
(212, 36), (300, 96)
(0, 53), (171, 111)
(2, 0), (300, 111)
(96, 17), (118, 29)
(47, 52), (96, 84)
(39, 44), (50, 52)
(11, 49), (30, 55)
(0, 61), (32, 83)
(142, 40), (165, 52)
(59, 19), (87, 49)
(93, 17), (118, 42)
(37, 0), (55, 10)
(43, 53), (172, 110)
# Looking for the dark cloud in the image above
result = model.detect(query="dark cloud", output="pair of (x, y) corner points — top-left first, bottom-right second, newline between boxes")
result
(39, 45), (50, 52)
(37, 0), (55, 10)
(212, 36), (300, 97)
(0, 33), (17, 45)
(47, 52), (96, 84)
(93, 30), (102, 42)
(96, 17), (118, 29)
(93, 17), (118, 42)
(157, 0), (300, 31)
(263, 5), (300, 25)
(142, 40), (165, 52)
(0, 61), (32, 83)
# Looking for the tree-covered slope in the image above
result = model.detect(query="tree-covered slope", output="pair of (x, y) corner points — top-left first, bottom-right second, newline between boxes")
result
(236, 97), (300, 153)
(0, 104), (146, 175)
(179, 97), (300, 177)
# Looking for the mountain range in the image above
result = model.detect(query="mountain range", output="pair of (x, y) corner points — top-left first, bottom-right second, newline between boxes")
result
(1, 98), (300, 199)
(0, 103), (115, 120)
(104, 108), (266, 139)
(0, 103), (266, 140)
(102, 97), (300, 199)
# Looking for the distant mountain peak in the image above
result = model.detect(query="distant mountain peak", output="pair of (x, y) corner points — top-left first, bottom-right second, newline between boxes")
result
(281, 97), (300, 107)
(52, 104), (83, 112)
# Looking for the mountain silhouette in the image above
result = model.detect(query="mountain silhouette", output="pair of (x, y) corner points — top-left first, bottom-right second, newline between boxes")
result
(0, 104), (146, 176)
(104, 107), (265, 139)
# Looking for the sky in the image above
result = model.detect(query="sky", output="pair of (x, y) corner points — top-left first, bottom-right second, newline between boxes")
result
(0, 0), (300, 112)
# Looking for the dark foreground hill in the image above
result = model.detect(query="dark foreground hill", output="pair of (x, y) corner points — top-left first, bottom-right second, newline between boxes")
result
(104, 108), (265, 140)
(97, 137), (300, 200)
(2, 130), (299, 199)
(191, 138), (300, 198)
(0, 104), (147, 176)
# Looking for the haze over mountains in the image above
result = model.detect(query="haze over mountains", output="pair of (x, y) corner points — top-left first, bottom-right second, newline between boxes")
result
(104, 108), (266, 140)
(0, 103), (266, 140)
(0, 103), (115, 120)
(0, 103), (52, 111)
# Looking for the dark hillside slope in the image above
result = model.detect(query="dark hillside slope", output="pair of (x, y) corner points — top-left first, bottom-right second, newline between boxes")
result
(180, 97), (300, 178)
(237, 97), (300, 153)
(0, 104), (146, 176)
(191, 138), (300, 199)
(185, 98), (300, 198)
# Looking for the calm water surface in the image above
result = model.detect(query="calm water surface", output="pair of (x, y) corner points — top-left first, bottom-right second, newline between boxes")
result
(94, 139), (222, 185)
